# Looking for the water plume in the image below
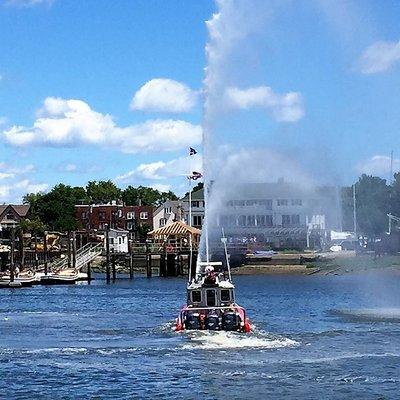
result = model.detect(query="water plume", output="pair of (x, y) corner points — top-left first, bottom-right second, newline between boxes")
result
(200, 0), (341, 261)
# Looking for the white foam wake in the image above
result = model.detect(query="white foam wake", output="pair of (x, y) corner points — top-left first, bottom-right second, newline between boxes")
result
(182, 330), (298, 350)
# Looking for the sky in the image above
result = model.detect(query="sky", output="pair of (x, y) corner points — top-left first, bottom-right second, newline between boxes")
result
(1, 0), (400, 202)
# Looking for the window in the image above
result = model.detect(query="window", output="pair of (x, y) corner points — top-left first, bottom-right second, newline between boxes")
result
(291, 214), (300, 225)
(6, 212), (14, 220)
(160, 218), (167, 227)
(291, 199), (302, 206)
(191, 290), (201, 303)
(265, 215), (273, 227)
(81, 211), (87, 219)
(229, 215), (237, 226)
(140, 211), (148, 220)
(234, 200), (245, 207)
(164, 207), (172, 214)
(127, 222), (133, 230)
(259, 199), (272, 209)
(206, 289), (216, 307)
(191, 201), (200, 208)
(118, 237), (122, 244)
(117, 209), (123, 218)
(246, 200), (257, 206)
(277, 199), (288, 206)
(109, 238), (114, 244)
(246, 215), (256, 226)
(127, 212), (134, 220)
(238, 215), (246, 226)
(192, 215), (202, 226)
(221, 289), (231, 302)
(282, 215), (291, 226)
(99, 211), (106, 221)
(99, 223), (106, 230)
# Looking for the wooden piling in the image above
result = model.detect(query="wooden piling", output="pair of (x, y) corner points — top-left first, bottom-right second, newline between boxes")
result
(72, 231), (77, 270)
(146, 254), (152, 278)
(34, 235), (39, 270)
(112, 252), (116, 282)
(67, 231), (72, 268)
(105, 227), (110, 283)
(128, 240), (134, 279)
(44, 231), (48, 275)
(166, 253), (176, 277)
(129, 253), (134, 280)
(10, 228), (15, 282)
(159, 251), (166, 277)
(87, 261), (92, 283)
(145, 242), (152, 278)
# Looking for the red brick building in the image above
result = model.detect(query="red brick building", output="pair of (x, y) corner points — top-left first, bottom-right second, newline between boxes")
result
(74, 203), (154, 237)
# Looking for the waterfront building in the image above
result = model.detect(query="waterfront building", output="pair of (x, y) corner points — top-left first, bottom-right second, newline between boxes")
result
(0, 204), (30, 231)
(75, 202), (154, 238)
(180, 182), (340, 249)
(152, 200), (184, 230)
(105, 228), (129, 253)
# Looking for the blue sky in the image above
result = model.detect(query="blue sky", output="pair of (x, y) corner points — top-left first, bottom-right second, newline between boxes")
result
(1, 0), (400, 201)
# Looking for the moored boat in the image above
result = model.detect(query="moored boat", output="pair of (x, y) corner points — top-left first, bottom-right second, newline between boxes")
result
(0, 269), (38, 288)
(40, 268), (79, 285)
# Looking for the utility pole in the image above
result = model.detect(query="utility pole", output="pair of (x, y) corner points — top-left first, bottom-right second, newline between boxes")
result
(390, 150), (394, 185)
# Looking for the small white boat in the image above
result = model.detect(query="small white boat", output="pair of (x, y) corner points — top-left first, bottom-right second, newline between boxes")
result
(40, 269), (79, 285)
(0, 270), (38, 288)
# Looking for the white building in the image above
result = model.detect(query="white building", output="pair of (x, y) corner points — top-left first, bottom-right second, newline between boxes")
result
(182, 188), (205, 229)
(152, 200), (184, 230)
(105, 228), (129, 253)
(180, 182), (340, 249)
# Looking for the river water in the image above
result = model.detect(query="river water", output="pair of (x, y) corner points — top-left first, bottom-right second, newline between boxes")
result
(1, 272), (400, 399)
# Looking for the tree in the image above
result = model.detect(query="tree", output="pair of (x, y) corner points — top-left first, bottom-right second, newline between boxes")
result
(86, 180), (121, 204)
(122, 185), (178, 206)
(353, 174), (390, 237)
(24, 184), (88, 231)
(184, 182), (203, 197)
(19, 217), (47, 235)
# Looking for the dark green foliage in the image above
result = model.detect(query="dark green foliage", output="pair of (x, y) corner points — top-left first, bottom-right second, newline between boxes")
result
(86, 180), (121, 204)
(342, 174), (390, 237)
(24, 184), (89, 231)
(121, 185), (178, 206)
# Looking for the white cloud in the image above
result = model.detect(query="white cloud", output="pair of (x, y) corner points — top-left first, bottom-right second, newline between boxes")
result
(356, 155), (400, 176)
(0, 117), (8, 126)
(358, 40), (400, 74)
(3, 97), (202, 153)
(115, 154), (202, 185)
(224, 86), (305, 122)
(64, 163), (77, 172)
(5, 0), (54, 7)
(0, 162), (47, 202)
(130, 78), (198, 113)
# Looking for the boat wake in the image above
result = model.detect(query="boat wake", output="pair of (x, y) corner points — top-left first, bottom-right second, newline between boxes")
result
(182, 330), (298, 350)
(331, 308), (400, 323)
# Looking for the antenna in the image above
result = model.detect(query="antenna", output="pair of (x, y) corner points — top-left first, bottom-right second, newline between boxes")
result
(221, 228), (232, 282)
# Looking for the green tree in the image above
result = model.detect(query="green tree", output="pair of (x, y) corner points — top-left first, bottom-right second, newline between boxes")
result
(86, 180), (121, 204)
(24, 184), (88, 231)
(352, 174), (390, 237)
(122, 185), (178, 206)
(19, 217), (47, 235)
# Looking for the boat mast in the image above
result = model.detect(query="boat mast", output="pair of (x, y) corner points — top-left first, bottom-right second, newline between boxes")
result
(221, 228), (231, 281)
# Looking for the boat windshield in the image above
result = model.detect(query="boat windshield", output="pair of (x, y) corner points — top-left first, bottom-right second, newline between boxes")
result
(206, 289), (216, 307)
(221, 289), (231, 302)
(191, 290), (201, 303)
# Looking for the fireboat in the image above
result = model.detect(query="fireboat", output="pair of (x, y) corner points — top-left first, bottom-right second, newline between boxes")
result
(175, 237), (251, 332)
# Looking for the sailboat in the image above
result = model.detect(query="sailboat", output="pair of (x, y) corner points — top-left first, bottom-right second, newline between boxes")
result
(175, 161), (251, 332)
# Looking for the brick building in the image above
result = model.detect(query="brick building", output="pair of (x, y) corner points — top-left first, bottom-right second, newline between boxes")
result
(74, 203), (154, 237)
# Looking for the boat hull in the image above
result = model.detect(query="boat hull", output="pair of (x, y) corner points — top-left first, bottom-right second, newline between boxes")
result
(176, 304), (251, 333)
